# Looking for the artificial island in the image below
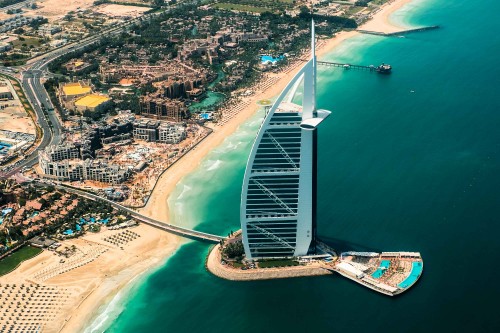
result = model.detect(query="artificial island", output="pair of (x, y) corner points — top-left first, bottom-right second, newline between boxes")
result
(207, 23), (423, 297)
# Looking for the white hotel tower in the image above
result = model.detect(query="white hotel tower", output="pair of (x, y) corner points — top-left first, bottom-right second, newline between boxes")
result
(240, 23), (331, 259)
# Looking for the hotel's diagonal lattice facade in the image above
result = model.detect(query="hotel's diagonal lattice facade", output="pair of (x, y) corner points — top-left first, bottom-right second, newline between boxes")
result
(241, 23), (331, 259)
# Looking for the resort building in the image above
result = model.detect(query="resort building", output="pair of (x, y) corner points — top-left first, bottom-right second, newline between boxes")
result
(240, 23), (330, 259)
(158, 123), (186, 144)
(82, 160), (131, 184)
(41, 144), (81, 162)
(38, 143), (131, 184)
(38, 159), (83, 181)
(99, 64), (170, 83)
(132, 119), (186, 143)
(132, 119), (160, 142)
(139, 96), (189, 122)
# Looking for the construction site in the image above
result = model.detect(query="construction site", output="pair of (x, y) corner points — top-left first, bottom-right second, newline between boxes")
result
(35, 112), (211, 207)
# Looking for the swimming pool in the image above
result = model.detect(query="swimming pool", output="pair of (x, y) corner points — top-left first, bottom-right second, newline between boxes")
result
(261, 55), (284, 65)
(0, 142), (12, 155)
(372, 260), (391, 279)
(398, 262), (423, 288)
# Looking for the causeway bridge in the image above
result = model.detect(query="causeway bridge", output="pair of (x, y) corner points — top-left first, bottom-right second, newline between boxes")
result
(51, 184), (224, 243)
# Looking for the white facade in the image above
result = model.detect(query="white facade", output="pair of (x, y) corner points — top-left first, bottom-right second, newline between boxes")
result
(240, 23), (331, 259)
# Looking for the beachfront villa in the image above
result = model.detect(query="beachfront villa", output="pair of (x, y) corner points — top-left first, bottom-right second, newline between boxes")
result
(240, 23), (330, 259)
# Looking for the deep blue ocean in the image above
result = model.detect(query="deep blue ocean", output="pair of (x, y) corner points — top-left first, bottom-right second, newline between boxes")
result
(86, 0), (500, 331)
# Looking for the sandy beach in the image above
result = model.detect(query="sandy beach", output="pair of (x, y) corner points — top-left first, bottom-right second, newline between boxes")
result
(0, 1), (415, 332)
(359, 0), (414, 33)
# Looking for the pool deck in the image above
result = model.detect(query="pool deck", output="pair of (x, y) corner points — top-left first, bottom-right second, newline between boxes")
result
(333, 252), (424, 296)
(207, 243), (423, 296)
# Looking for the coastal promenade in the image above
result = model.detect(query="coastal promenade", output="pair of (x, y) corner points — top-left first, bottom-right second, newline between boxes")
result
(50, 184), (224, 243)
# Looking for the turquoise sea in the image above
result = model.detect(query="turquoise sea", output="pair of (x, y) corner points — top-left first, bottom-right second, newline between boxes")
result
(86, 0), (500, 331)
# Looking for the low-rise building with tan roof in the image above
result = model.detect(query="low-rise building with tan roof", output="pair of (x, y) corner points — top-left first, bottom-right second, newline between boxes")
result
(58, 80), (93, 110)
(74, 94), (112, 113)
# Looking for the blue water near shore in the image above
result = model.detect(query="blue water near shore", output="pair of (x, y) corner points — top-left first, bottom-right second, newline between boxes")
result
(86, 0), (500, 331)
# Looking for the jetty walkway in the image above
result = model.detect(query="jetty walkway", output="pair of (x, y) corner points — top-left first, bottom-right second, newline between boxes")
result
(358, 25), (439, 37)
(317, 61), (381, 72)
(51, 184), (224, 243)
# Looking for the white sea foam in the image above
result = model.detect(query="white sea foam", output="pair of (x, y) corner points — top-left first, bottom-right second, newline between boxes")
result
(207, 159), (223, 171)
(218, 141), (243, 153)
(83, 288), (125, 333)
(176, 184), (192, 200)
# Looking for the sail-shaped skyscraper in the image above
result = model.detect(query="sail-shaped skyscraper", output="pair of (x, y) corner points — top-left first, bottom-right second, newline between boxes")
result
(240, 22), (331, 259)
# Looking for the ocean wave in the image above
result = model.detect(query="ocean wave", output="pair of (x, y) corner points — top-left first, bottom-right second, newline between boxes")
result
(207, 159), (223, 171)
(176, 184), (192, 200)
(83, 289), (125, 333)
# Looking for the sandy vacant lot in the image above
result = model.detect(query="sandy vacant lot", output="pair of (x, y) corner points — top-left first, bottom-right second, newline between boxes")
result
(33, 0), (96, 19)
(18, 0), (151, 21)
(94, 4), (151, 18)
(0, 107), (36, 134)
(0, 80), (35, 135)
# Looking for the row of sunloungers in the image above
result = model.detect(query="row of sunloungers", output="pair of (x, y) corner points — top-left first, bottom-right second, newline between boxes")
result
(0, 284), (71, 333)
(32, 246), (108, 282)
(103, 230), (140, 247)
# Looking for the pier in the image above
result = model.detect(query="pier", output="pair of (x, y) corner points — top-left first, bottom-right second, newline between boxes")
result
(49, 183), (224, 243)
(357, 25), (440, 37)
(317, 61), (391, 73)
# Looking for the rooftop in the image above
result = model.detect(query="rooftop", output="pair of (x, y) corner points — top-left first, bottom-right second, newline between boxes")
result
(0, 85), (11, 94)
(75, 94), (111, 108)
(62, 82), (92, 96)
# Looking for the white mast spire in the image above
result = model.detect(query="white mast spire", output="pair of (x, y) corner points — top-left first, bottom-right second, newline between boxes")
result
(311, 19), (316, 116)
(302, 20), (317, 119)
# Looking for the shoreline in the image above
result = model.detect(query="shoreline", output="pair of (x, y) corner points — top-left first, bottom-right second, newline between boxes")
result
(59, 225), (182, 333)
(2, 1), (417, 332)
(206, 244), (332, 281)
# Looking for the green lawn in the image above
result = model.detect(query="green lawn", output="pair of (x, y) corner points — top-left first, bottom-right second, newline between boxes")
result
(258, 259), (299, 268)
(0, 246), (43, 276)
(345, 6), (365, 16)
(11, 36), (42, 49)
(232, 262), (245, 268)
(212, 0), (294, 13)
(372, 0), (389, 5)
